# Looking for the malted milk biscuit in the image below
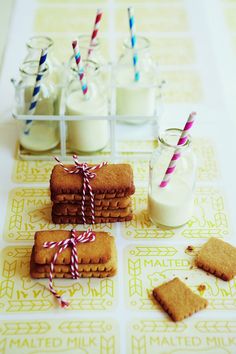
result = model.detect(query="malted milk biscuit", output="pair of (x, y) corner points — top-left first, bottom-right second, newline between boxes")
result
(153, 277), (208, 322)
(196, 237), (236, 281)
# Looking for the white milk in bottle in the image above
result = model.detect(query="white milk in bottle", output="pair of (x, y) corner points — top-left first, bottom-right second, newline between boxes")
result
(115, 37), (157, 124)
(148, 128), (196, 228)
(66, 62), (109, 153)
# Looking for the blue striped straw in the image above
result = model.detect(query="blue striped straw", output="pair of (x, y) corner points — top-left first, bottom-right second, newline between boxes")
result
(128, 7), (140, 82)
(24, 48), (48, 135)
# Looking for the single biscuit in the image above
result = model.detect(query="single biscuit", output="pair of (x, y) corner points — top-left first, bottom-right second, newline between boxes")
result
(34, 230), (115, 265)
(196, 237), (236, 281)
(50, 164), (135, 199)
(31, 244), (117, 273)
(53, 196), (131, 209)
(153, 277), (208, 322)
(51, 214), (133, 224)
(52, 203), (132, 217)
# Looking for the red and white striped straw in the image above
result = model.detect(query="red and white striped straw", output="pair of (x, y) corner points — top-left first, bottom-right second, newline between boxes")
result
(87, 8), (103, 61)
(160, 112), (196, 188)
(72, 40), (88, 97)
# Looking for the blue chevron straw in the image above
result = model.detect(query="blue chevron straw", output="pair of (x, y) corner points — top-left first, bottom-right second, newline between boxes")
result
(128, 7), (140, 82)
(24, 48), (48, 135)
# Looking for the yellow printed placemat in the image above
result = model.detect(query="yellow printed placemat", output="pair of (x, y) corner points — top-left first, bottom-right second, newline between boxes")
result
(122, 186), (229, 240)
(124, 244), (236, 311)
(34, 6), (109, 33)
(0, 246), (117, 313)
(115, 6), (189, 33)
(127, 319), (236, 354)
(162, 71), (203, 103)
(12, 138), (219, 183)
(0, 319), (118, 354)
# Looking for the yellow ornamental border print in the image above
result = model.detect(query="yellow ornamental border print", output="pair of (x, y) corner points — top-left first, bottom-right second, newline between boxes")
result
(128, 319), (236, 354)
(0, 319), (118, 354)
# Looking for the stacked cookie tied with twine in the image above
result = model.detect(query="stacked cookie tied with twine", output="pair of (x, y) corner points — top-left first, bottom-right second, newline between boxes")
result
(30, 230), (117, 279)
(50, 157), (135, 224)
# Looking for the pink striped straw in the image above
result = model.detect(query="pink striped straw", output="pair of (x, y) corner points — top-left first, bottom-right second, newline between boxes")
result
(72, 40), (88, 97)
(160, 112), (196, 188)
(87, 8), (103, 61)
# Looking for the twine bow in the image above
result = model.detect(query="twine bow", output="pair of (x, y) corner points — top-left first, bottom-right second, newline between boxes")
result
(43, 228), (96, 308)
(55, 155), (108, 224)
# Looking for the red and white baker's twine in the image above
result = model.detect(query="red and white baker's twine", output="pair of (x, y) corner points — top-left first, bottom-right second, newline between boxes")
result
(55, 155), (107, 224)
(43, 229), (96, 308)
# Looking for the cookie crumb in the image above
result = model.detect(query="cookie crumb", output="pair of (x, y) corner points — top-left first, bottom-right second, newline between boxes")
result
(197, 284), (206, 294)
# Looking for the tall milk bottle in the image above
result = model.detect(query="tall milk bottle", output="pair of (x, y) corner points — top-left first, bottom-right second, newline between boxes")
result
(23, 36), (65, 114)
(115, 36), (158, 124)
(66, 61), (109, 153)
(148, 128), (197, 228)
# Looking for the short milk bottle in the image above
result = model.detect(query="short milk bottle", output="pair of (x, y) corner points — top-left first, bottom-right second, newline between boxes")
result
(66, 61), (109, 153)
(115, 36), (157, 124)
(148, 128), (197, 228)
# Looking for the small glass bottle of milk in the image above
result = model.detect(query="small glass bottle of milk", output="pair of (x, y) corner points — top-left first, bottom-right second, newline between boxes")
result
(23, 36), (64, 114)
(115, 36), (157, 124)
(66, 61), (109, 153)
(148, 128), (197, 228)
(16, 61), (59, 152)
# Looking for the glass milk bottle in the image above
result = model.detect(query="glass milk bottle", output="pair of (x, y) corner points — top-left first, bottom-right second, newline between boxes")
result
(115, 36), (157, 124)
(15, 61), (59, 152)
(66, 61), (109, 153)
(148, 128), (197, 228)
(23, 36), (64, 114)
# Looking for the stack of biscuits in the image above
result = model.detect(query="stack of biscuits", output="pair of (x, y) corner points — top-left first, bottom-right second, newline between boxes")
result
(30, 230), (117, 278)
(50, 163), (135, 224)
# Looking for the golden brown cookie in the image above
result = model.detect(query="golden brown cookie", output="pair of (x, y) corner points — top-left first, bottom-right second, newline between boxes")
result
(52, 203), (132, 217)
(153, 277), (208, 322)
(53, 196), (131, 208)
(50, 164), (135, 199)
(31, 244), (117, 273)
(51, 214), (133, 224)
(33, 230), (115, 265)
(30, 264), (116, 278)
(196, 237), (236, 281)
(52, 192), (131, 202)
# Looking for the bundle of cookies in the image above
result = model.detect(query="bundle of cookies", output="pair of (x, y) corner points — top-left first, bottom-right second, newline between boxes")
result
(30, 230), (117, 279)
(50, 163), (135, 224)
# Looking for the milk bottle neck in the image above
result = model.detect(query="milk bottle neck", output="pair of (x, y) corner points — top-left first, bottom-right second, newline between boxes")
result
(158, 128), (191, 152)
(25, 36), (54, 61)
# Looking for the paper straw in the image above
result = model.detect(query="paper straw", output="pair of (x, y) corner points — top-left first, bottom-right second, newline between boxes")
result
(24, 49), (48, 135)
(128, 7), (140, 82)
(87, 8), (103, 61)
(159, 112), (196, 188)
(72, 40), (88, 97)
